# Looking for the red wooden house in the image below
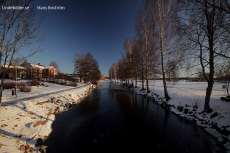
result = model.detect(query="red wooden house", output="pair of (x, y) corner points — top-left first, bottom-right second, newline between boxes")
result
(43, 66), (56, 80)
(20, 62), (56, 80)
(1, 63), (27, 79)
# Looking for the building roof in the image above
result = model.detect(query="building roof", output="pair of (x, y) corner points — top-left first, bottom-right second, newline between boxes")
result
(29, 63), (45, 69)
(44, 66), (56, 70)
(1, 64), (26, 69)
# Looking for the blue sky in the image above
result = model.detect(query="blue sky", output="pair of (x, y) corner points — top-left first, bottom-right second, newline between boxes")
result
(19, 0), (143, 77)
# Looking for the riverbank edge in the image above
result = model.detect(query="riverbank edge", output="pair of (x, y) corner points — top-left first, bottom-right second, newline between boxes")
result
(0, 83), (95, 153)
(34, 84), (96, 152)
(114, 82), (230, 152)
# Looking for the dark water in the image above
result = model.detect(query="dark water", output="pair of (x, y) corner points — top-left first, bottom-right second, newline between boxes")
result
(44, 81), (225, 153)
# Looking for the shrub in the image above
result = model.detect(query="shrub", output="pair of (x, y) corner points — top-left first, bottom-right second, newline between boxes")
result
(20, 86), (32, 92)
(70, 83), (77, 87)
(17, 82), (26, 88)
(3, 81), (26, 89)
(3, 82), (15, 89)
(28, 80), (40, 86)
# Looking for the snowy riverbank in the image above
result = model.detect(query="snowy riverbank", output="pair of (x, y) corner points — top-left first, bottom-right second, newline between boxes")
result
(0, 82), (93, 153)
(119, 80), (230, 152)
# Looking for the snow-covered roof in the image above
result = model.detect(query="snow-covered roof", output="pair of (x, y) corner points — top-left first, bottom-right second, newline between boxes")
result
(1, 64), (26, 69)
(44, 66), (56, 69)
(30, 63), (45, 69)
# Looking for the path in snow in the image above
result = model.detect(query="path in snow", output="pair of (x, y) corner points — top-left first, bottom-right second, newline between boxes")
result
(2, 84), (91, 106)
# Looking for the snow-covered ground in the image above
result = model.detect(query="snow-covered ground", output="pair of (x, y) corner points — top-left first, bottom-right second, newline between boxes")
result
(0, 81), (92, 153)
(1, 80), (230, 152)
(130, 80), (230, 152)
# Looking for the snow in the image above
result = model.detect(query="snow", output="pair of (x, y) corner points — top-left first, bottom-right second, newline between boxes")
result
(130, 80), (230, 152)
(0, 81), (92, 153)
(1, 80), (230, 152)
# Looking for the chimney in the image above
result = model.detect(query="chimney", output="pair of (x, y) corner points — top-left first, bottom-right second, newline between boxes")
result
(38, 63), (41, 66)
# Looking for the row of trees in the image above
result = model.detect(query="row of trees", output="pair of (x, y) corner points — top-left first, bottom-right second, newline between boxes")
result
(73, 52), (101, 83)
(109, 0), (230, 112)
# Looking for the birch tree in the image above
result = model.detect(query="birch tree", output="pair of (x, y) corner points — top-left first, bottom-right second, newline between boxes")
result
(181, 0), (229, 112)
(123, 38), (134, 85)
(109, 63), (117, 82)
(134, 5), (159, 92)
(146, 0), (182, 100)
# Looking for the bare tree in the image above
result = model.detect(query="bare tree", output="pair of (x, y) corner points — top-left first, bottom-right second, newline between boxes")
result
(115, 58), (130, 84)
(50, 61), (60, 72)
(146, 0), (182, 100)
(181, 0), (229, 112)
(123, 38), (134, 85)
(109, 63), (117, 82)
(73, 52), (100, 83)
(99, 74), (105, 80)
(134, 4), (161, 92)
(205, 0), (230, 15)
(131, 43), (142, 88)
(0, 0), (44, 107)
(165, 59), (179, 82)
(12, 57), (25, 66)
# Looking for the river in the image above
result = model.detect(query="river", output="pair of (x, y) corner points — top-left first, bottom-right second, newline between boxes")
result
(44, 81), (225, 152)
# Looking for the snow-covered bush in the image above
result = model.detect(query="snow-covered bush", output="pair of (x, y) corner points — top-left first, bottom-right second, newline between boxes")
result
(3, 81), (26, 89)
(19, 86), (32, 92)
(28, 79), (40, 86)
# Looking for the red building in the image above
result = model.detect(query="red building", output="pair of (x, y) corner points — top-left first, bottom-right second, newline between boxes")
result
(43, 66), (56, 80)
(20, 62), (56, 80)
(1, 63), (27, 79)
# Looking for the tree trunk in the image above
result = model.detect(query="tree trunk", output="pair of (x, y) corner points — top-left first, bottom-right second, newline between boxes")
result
(226, 82), (229, 95)
(146, 79), (149, 92)
(0, 71), (6, 108)
(162, 70), (170, 101)
(204, 81), (213, 112)
(160, 31), (170, 101)
(141, 75), (144, 90)
(135, 76), (137, 88)
(203, 0), (215, 112)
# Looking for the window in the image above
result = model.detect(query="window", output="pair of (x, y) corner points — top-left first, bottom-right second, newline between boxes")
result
(39, 74), (42, 78)
(9, 73), (13, 77)
(34, 68), (37, 72)
(34, 73), (37, 78)
(39, 69), (42, 73)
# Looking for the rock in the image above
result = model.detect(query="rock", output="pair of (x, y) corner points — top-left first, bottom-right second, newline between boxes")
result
(210, 112), (218, 119)
(65, 103), (70, 108)
(36, 138), (44, 146)
(51, 97), (56, 103)
(177, 106), (184, 112)
(220, 127), (230, 136)
(220, 97), (230, 102)
(184, 108), (189, 114)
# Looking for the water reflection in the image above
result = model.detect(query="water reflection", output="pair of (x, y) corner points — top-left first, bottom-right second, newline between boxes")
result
(44, 82), (225, 153)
